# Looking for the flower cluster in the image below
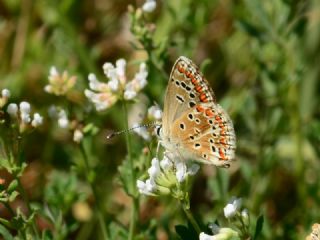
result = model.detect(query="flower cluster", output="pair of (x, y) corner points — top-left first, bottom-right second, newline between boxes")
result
(45, 66), (77, 96)
(48, 105), (84, 143)
(85, 59), (148, 111)
(200, 197), (250, 240)
(44, 66), (77, 96)
(136, 155), (199, 197)
(7, 101), (43, 132)
(48, 105), (69, 129)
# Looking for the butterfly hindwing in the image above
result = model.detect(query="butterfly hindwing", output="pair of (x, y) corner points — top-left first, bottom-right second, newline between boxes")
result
(171, 103), (236, 166)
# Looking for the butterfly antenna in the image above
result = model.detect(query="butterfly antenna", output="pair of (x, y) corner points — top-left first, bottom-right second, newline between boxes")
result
(107, 122), (160, 139)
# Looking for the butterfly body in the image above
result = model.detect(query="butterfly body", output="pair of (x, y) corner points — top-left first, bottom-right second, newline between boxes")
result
(158, 56), (236, 168)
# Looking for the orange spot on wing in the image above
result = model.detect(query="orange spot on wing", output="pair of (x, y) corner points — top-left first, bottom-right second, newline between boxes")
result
(219, 148), (227, 160)
(200, 93), (208, 102)
(215, 115), (221, 121)
(178, 65), (185, 73)
(191, 77), (197, 84)
(205, 109), (214, 117)
(186, 71), (192, 78)
(220, 138), (226, 145)
(195, 86), (203, 93)
(196, 105), (204, 112)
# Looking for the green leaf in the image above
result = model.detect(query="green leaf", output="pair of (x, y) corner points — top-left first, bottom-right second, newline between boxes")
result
(0, 224), (14, 240)
(7, 180), (18, 193)
(254, 215), (264, 240)
(175, 224), (198, 240)
(8, 191), (19, 202)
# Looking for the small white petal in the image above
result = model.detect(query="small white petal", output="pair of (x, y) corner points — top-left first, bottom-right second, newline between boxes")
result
(19, 101), (31, 114)
(21, 113), (31, 123)
(148, 165), (159, 178)
(199, 232), (214, 240)
(224, 203), (237, 218)
(1, 89), (10, 98)
(7, 103), (18, 117)
(148, 105), (162, 120)
(49, 66), (58, 77)
(160, 156), (173, 170)
(73, 129), (84, 143)
(44, 85), (52, 93)
(115, 58), (126, 77)
(58, 117), (69, 128)
(31, 113), (43, 127)
(142, 0), (157, 13)
(124, 89), (137, 100)
(145, 179), (156, 192)
(102, 63), (115, 74)
(175, 161), (187, 182)
(108, 79), (119, 92)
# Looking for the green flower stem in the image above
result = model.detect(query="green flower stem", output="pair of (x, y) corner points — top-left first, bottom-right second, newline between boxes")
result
(121, 101), (139, 240)
(80, 143), (109, 240)
(181, 202), (201, 235)
(15, 175), (40, 239)
(10, 134), (40, 240)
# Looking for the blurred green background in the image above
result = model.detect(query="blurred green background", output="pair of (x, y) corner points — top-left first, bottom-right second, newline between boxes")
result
(0, 0), (320, 239)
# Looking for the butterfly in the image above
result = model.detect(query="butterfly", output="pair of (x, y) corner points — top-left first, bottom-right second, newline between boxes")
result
(156, 56), (236, 168)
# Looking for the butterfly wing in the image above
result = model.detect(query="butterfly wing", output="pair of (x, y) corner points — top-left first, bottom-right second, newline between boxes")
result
(162, 56), (216, 137)
(162, 56), (235, 166)
(171, 104), (236, 166)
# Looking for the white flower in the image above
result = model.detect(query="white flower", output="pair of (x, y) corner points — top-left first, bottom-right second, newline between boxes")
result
(31, 113), (43, 127)
(86, 59), (148, 111)
(142, 0), (156, 13)
(73, 129), (84, 143)
(45, 66), (76, 95)
(223, 197), (242, 218)
(241, 209), (249, 226)
(19, 101), (31, 123)
(58, 118), (69, 128)
(136, 179), (156, 195)
(7, 103), (18, 117)
(175, 161), (187, 182)
(148, 158), (161, 178)
(160, 155), (173, 170)
(148, 105), (162, 120)
(19, 101), (31, 114)
(137, 155), (199, 197)
(57, 110), (69, 128)
(1, 89), (10, 98)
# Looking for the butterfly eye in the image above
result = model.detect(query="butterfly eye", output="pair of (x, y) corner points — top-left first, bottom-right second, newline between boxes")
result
(156, 126), (162, 137)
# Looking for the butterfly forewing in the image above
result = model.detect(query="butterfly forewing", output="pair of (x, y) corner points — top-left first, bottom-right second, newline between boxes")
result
(162, 56), (216, 136)
(161, 56), (236, 167)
